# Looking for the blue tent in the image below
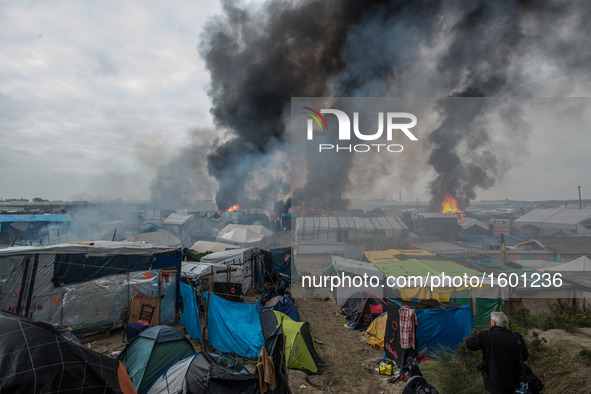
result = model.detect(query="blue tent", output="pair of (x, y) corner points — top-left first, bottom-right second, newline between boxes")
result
(204, 292), (264, 359)
(262, 296), (301, 322)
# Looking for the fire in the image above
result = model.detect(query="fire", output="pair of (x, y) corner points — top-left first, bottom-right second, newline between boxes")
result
(441, 192), (464, 216)
(226, 204), (240, 212)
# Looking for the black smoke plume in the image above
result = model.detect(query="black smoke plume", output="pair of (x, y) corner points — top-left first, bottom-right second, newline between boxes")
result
(188, 0), (591, 213)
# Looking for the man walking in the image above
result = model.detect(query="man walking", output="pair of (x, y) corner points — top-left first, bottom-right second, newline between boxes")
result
(466, 311), (528, 394)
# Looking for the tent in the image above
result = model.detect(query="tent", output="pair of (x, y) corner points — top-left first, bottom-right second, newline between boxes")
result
(263, 295), (301, 322)
(384, 299), (472, 367)
(0, 311), (135, 393)
(0, 241), (181, 333)
(204, 292), (265, 359)
(263, 310), (323, 374)
(146, 352), (259, 394)
(118, 325), (196, 393)
(327, 256), (385, 305)
(363, 312), (387, 349)
(125, 229), (182, 247)
(342, 291), (387, 330)
(216, 224), (273, 248)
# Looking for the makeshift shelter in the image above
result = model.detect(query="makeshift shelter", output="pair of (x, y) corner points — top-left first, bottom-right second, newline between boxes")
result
(0, 311), (135, 393)
(363, 312), (387, 349)
(204, 292), (265, 359)
(263, 310), (322, 374)
(125, 229), (182, 247)
(216, 224), (273, 249)
(0, 214), (72, 246)
(0, 241), (181, 333)
(181, 248), (256, 295)
(118, 325), (196, 394)
(263, 295), (301, 321)
(190, 240), (240, 253)
(342, 291), (387, 330)
(384, 299), (472, 366)
(145, 352), (259, 394)
(327, 256), (385, 305)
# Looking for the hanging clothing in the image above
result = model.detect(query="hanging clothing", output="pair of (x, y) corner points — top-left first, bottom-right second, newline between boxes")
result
(399, 306), (418, 349)
(256, 347), (276, 394)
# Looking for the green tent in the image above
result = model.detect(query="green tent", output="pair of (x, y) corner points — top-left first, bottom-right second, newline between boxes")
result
(118, 325), (195, 393)
(262, 310), (322, 374)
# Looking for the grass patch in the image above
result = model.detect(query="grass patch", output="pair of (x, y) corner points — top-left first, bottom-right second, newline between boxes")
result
(576, 347), (591, 366)
(419, 340), (485, 394)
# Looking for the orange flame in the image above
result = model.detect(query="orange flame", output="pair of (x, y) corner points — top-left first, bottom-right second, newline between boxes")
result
(441, 192), (463, 216)
(226, 204), (240, 212)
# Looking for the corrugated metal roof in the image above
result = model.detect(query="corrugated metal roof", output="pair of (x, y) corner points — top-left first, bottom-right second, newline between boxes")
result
(537, 237), (591, 255)
(295, 216), (408, 232)
(514, 208), (591, 227)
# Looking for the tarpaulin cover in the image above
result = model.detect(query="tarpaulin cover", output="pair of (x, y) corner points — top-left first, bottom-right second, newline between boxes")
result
(54, 254), (153, 284)
(384, 299), (472, 363)
(270, 248), (291, 277)
(178, 282), (203, 341)
(204, 292), (264, 359)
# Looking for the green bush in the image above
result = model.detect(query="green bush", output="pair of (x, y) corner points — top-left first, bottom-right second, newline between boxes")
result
(508, 304), (540, 333)
(539, 299), (591, 332)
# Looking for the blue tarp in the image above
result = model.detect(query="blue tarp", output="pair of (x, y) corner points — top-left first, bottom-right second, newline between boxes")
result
(270, 248), (291, 277)
(204, 292), (264, 359)
(178, 282), (202, 341)
(414, 305), (473, 353)
(387, 299), (473, 355)
(0, 214), (72, 223)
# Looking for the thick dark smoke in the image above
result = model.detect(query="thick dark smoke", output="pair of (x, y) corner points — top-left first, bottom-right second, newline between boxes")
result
(200, 0), (380, 210)
(188, 0), (591, 212)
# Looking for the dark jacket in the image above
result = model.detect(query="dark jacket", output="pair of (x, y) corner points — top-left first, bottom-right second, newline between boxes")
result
(466, 326), (528, 394)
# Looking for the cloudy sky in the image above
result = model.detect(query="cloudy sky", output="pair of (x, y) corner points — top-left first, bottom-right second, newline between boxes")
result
(1, 1), (590, 205)
(0, 0), (221, 201)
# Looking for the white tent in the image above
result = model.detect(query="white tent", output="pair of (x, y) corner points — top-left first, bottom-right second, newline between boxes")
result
(546, 255), (591, 272)
(125, 229), (182, 247)
(190, 240), (240, 254)
(327, 256), (385, 304)
(216, 224), (272, 248)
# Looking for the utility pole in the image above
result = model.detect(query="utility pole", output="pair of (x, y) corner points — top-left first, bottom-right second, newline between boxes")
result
(579, 185), (582, 209)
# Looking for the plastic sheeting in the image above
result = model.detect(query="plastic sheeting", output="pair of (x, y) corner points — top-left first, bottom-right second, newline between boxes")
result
(204, 292), (264, 359)
(0, 243), (181, 331)
(62, 270), (177, 330)
(178, 282), (203, 341)
(385, 299), (473, 361)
